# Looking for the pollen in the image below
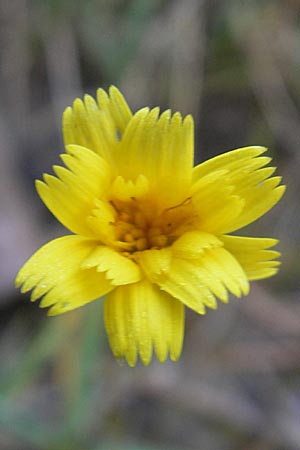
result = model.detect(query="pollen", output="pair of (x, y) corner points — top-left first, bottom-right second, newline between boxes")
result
(110, 195), (193, 254)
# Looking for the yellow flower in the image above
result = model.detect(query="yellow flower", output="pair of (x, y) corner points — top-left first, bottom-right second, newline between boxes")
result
(16, 86), (285, 367)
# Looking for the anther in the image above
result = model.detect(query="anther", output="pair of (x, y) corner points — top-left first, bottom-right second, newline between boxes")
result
(119, 211), (131, 222)
(135, 238), (148, 251)
(149, 235), (168, 248)
(134, 211), (147, 229)
(148, 227), (162, 238)
(131, 228), (144, 239)
(117, 221), (135, 232)
(124, 233), (134, 243)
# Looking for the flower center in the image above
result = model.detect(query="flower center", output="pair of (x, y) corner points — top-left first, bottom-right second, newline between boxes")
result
(110, 196), (193, 254)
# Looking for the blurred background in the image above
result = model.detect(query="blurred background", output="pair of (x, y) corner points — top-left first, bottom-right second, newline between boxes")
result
(1, 0), (300, 449)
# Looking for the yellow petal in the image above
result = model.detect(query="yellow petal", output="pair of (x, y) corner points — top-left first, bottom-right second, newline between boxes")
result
(228, 178), (285, 231)
(86, 199), (117, 245)
(62, 86), (132, 163)
(104, 280), (184, 366)
(81, 246), (142, 285)
(192, 146), (285, 232)
(36, 145), (111, 237)
(139, 255), (212, 313)
(190, 170), (244, 234)
(15, 235), (113, 315)
(115, 107), (194, 205)
(102, 85), (132, 134)
(201, 247), (249, 298)
(110, 174), (150, 202)
(135, 248), (172, 283)
(172, 230), (222, 259)
(192, 146), (267, 181)
(139, 246), (249, 313)
(221, 235), (281, 280)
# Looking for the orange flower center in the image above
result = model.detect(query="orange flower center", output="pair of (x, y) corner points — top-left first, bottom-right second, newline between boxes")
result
(110, 196), (194, 254)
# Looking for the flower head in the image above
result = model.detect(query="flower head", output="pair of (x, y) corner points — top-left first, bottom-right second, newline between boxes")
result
(16, 86), (285, 366)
